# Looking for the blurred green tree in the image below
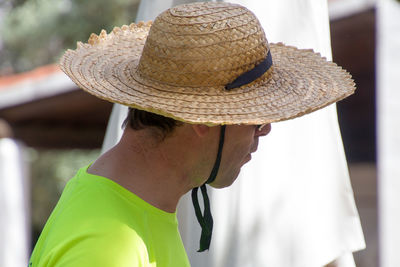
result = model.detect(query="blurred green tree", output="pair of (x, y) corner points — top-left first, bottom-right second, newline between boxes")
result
(0, 0), (140, 73)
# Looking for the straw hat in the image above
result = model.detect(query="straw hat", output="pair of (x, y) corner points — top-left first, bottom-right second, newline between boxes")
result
(60, 2), (355, 126)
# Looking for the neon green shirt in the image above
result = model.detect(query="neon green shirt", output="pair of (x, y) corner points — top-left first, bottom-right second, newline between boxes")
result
(29, 165), (190, 267)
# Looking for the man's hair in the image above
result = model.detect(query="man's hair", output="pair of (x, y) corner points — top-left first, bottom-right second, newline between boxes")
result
(122, 108), (182, 139)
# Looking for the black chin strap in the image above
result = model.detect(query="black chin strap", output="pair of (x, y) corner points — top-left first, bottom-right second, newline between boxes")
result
(191, 125), (226, 252)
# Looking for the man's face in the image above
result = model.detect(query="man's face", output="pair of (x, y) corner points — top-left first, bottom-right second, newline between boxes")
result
(209, 124), (271, 188)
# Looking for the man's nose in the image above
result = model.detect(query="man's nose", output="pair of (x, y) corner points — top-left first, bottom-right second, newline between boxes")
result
(255, 123), (272, 137)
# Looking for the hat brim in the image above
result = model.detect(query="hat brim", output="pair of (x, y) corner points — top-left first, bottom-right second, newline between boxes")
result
(60, 25), (355, 126)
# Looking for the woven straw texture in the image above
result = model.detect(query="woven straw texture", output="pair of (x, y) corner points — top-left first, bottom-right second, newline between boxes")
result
(60, 2), (355, 126)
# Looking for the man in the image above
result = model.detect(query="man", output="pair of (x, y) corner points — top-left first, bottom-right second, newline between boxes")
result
(29, 2), (355, 266)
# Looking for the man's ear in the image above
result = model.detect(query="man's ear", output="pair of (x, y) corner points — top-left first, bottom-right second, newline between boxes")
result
(191, 124), (210, 137)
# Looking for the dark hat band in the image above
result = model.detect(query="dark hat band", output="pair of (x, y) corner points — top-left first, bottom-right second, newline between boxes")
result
(225, 50), (273, 90)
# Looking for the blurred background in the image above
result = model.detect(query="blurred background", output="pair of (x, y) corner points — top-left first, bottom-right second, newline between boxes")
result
(0, 0), (398, 266)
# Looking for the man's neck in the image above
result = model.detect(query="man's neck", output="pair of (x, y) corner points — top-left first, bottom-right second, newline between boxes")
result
(87, 127), (198, 213)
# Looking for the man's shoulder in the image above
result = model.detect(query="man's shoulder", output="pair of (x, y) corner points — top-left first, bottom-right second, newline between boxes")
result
(46, 174), (151, 244)
(30, 216), (150, 267)
(56, 165), (146, 220)
(31, 230), (149, 267)
(30, 167), (154, 266)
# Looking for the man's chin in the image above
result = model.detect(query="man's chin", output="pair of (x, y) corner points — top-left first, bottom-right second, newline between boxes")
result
(209, 171), (242, 189)
(244, 154), (252, 164)
(210, 182), (231, 189)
